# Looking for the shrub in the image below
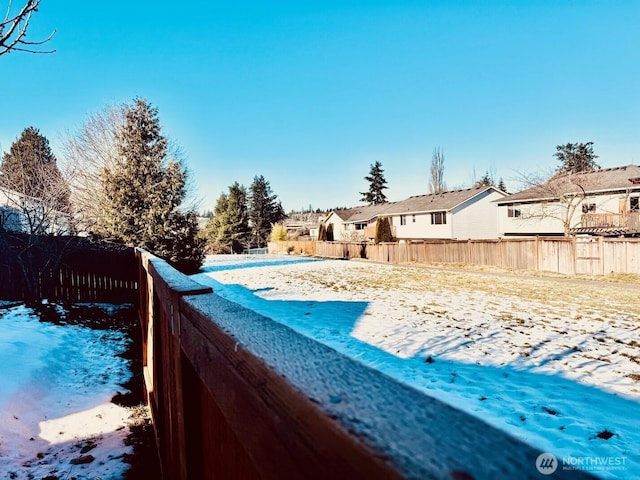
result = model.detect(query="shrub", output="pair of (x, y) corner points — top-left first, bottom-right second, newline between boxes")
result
(270, 223), (287, 242)
(374, 216), (393, 244)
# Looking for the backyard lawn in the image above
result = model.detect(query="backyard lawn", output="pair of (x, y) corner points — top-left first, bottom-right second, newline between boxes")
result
(193, 255), (640, 480)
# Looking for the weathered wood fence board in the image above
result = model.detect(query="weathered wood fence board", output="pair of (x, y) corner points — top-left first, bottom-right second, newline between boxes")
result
(138, 249), (597, 480)
(0, 232), (138, 302)
(267, 240), (316, 256)
(304, 237), (640, 275)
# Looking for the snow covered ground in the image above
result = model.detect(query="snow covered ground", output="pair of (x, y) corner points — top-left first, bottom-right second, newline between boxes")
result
(0, 302), (140, 480)
(192, 254), (640, 480)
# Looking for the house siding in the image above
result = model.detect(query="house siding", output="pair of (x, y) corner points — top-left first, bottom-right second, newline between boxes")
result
(391, 212), (452, 239)
(498, 191), (640, 236)
(498, 202), (566, 236)
(451, 189), (503, 239)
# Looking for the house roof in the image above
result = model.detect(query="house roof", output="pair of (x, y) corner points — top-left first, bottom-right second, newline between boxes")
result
(389, 186), (501, 214)
(335, 202), (398, 224)
(497, 165), (640, 204)
(330, 186), (502, 223)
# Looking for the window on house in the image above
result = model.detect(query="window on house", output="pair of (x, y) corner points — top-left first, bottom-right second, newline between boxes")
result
(431, 211), (446, 225)
(400, 215), (406, 226)
(631, 197), (639, 212)
(355, 223), (366, 230)
(581, 203), (596, 214)
(507, 205), (521, 218)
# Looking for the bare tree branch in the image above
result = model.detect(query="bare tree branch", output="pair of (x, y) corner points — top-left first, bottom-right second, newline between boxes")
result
(513, 169), (608, 236)
(1, 0), (55, 56)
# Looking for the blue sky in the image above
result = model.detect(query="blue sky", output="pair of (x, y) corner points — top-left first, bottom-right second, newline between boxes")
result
(1, 1), (638, 212)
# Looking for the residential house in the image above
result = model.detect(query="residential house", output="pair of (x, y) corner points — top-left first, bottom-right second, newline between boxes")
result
(0, 186), (24, 232)
(322, 185), (506, 241)
(0, 185), (71, 234)
(386, 186), (506, 240)
(283, 212), (325, 240)
(322, 203), (396, 241)
(496, 165), (640, 237)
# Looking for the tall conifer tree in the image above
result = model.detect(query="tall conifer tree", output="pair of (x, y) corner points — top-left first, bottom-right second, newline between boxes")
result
(0, 126), (71, 233)
(554, 142), (600, 175)
(360, 161), (388, 205)
(202, 182), (250, 253)
(248, 175), (285, 248)
(99, 98), (203, 272)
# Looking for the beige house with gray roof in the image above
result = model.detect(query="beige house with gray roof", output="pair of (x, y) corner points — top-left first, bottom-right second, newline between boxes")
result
(496, 165), (640, 237)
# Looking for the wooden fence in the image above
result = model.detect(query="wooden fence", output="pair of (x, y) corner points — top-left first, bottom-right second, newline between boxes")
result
(0, 232), (139, 303)
(300, 237), (640, 275)
(267, 240), (316, 256)
(137, 249), (596, 479)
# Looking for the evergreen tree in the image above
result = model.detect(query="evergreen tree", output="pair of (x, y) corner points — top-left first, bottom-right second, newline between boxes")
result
(374, 216), (393, 243)
(99, 98), (204, 272)
(326, 223), (334, 241)
(317, 223), (327, 241)
(248, 175), (286, 247)
(554, 142), (600, 175)
(475, 171), (493, 188)
(360, 161), (388, 205)
(497, 178), (507, 193)
(202, 182), (250, 253)
(0, 126), (71, 233)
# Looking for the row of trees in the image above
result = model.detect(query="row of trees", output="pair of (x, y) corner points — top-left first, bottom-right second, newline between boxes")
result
(0, 99), (204, 272)
(359, 142), (599, 207)
(201, 176), (286, 253)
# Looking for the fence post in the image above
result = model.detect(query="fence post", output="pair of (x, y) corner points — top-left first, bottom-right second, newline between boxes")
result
(599, 236), (605, 275)
(571, 236), (577, 275)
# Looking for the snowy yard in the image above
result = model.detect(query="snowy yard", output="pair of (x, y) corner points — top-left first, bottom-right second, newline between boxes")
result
(192, 255), (640, 479)
(0, 302), (153, 480)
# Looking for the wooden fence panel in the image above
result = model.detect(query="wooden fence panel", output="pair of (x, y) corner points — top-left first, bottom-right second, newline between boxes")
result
(499, 239), (532, 270)
(575, 238), (600, 275)
(137, 250), (213, 480)
(273, 238), (640, 275)
(268, 241), (316, 256)
(0, 232), (138, 303)
(602, 238), (640, 274)
(468, 240), (497, 266)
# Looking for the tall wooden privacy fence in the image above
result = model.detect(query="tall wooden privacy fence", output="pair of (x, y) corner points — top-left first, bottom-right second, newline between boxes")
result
(0, 232), (138, 303)
(137, 249), (595, 480)
(307, 237), (640, 275)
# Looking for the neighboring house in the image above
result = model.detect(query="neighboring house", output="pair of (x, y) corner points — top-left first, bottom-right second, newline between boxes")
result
(386, 186), (506, 240)
(496, 165), (640, 237)
(0, 187), (27, 232)
(322, 185), (507, 241)
(323, 203), (397, 241)
(283, 212), (325, 240)
(0, 185), (71, 234)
